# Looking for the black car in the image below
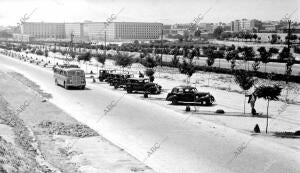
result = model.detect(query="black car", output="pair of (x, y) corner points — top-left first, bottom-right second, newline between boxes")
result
(112, 74), (134, 89)
(125, 78), (162, 94)
(166, 86), (215, 105)
(98, 69), (116, 82)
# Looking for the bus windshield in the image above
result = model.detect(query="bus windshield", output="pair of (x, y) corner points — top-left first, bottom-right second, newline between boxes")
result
(67, 70), (84, 76)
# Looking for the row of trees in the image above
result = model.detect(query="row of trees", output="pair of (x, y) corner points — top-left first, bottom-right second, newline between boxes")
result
(8, 41), (299, 65)
(216, 30), (300, 44)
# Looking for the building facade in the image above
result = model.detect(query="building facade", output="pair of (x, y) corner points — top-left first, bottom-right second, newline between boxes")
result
(231, 19), (256, 32)
(65, 23), (84, 41)
(113, 22), (162, 41)
(20, 22), (162, 42)
(13, 33), (32, 42)
(231, 20), (240, 32)
(21, 22), (65, 39)
(240, 19), (251, 31)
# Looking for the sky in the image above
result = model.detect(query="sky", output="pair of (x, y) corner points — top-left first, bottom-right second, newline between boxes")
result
(0, 0), (299, 26)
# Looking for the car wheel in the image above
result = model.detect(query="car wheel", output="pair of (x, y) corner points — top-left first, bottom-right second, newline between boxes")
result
(127, 89), (132, 93)
(171, 99), (178, 105)
(81, 85), (85, 90)
(205, 100), (212, 106)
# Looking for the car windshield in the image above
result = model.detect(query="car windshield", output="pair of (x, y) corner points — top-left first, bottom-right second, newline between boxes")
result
(190, 88), (197, 92)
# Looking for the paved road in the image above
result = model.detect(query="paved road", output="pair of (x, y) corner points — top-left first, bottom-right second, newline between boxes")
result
(1, 54), (299, 173)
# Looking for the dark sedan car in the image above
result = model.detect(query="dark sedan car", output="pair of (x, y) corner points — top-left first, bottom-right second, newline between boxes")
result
(98, 69), (116, 82)
(166, 86), (215, 105)
(126, 78), (162, 94)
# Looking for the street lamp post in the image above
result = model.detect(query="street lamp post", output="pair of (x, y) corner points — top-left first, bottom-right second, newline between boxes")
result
(104, 25), (107, 58)
(161, 25), (163, 67)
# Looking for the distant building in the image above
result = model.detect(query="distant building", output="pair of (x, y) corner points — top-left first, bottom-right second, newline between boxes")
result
(20, 21), (162, 42)
(231, 20), (240, 32)
(240, 19), (252, 31)
(83, 22), (105, 41)
(261, 24), (277, 32)
(13, 33), (32, 42)
(231, 19), (256, 32)
(198, 23), (215, 33)
(112, 22), (162, 41)
(83, 22), (162, 42)
(21, 22), (65, 39)
(65, 23), (84, 41)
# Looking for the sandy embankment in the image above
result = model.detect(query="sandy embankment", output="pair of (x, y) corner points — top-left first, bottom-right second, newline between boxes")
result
(0, 71), (155, 173)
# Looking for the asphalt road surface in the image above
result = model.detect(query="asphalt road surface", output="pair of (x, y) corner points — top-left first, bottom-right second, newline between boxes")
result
(1, 54), (299, 173)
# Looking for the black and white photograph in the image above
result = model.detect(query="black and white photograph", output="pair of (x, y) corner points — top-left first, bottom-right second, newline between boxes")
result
(0, 0), (300, 172)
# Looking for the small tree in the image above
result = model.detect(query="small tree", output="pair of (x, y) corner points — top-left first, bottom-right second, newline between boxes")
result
(234, 70), (255, 114)
(213, 27), (224, 39)
(144, 55), (158, 82)
(179, 60), (195, 85)
(206, 49), (216, 86)
(278, 47), (290, 61)
(114, 53), (134, 71)
(255, 85), (282, 133)
(242, 46), (255, 70)
(77, 52), (92, 62)
(258, 47), (271, 73)
(269, 47), (279, 54)
(226, 50), (239, 69)
(95, 53), (106, 66)
(44, 50), (49, 58)
(145, 68), (155, 82)
(171, 55), (180, 67)
(252, 59), (260, 73)
(35, 49), (44, 56)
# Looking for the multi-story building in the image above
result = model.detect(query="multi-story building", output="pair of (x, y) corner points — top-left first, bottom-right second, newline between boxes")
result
(65, 23), (84, 41)
(13, 33), (32, 42)
(231, 19), (257, 32)
(21, 22), (65, 39)
(20, 21), (162, 42)
(83, 22), (105, 41)
(240, 19), (251, 31)
(231, 20), (240, 32)
(112, 22), (162, 41)
(83, 22), (162, 41)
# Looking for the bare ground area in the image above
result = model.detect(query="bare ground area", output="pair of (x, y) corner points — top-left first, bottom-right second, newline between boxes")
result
(0, 71), (155, 173)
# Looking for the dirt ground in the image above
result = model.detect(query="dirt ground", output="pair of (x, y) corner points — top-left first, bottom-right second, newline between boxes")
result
(0, 71), (155, 173)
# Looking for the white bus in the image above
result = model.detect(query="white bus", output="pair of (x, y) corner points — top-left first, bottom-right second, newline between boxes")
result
(53, 65), (86, 89)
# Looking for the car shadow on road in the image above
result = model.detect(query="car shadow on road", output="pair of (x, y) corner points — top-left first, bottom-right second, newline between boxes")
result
(141, 97), (166, 101)
(272, 131), (300, 139)
(168, 102), (217, 107)
(66, 87), (92, 91)
(187, 110), (269, 118)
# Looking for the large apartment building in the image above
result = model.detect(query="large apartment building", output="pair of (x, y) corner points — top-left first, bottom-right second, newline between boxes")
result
(113, 22), (162, 41)
(20, 22), (162, 42)
(231, 19), (255, 32)
(21, 22), (65, 39)
(65, 23), (84, 41)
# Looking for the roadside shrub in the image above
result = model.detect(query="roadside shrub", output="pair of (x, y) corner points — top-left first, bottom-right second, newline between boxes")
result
(35, 49), (44, 56)
(95, 53), (106, 65)
(77, 52), (92, 61)
(114, 53), (134, 68)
